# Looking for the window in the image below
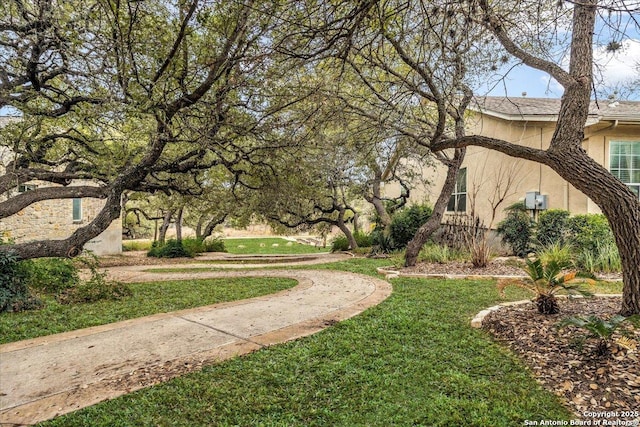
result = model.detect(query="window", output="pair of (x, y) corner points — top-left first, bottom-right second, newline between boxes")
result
(610, 141), (640, 199)
(447, 167), (467, 212)
(18, 184), (37, 192)
(72, 198), (82, 222)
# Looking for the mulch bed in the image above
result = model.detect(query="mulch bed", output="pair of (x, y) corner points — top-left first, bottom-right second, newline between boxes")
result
(402, 258), (526, 276)
(482, 297), (640, 421)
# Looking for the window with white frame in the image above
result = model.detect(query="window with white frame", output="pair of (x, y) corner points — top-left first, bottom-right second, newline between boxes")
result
(447, 167), (467, 212)
(72, 198), (82, 222)
(610, 141), (640, 199)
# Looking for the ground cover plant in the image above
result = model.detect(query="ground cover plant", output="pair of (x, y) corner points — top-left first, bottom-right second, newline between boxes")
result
(35, 259), (577, 426)
(0, 277), (296, 344)
(224, 238), (327, 255)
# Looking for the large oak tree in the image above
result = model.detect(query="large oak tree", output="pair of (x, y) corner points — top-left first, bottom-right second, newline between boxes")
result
(0, 0), (280, 259)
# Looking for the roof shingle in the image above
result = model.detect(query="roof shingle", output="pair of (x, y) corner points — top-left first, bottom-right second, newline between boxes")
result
(473, 96), (640, 120)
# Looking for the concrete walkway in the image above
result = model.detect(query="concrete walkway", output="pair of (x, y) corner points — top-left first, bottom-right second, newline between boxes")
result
(0, 266), (391, 426)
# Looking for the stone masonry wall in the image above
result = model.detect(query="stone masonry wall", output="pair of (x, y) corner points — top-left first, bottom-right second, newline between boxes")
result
(0, 184), (122, 255)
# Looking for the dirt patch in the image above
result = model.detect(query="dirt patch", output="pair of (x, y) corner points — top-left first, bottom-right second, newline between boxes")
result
(90, 251), (197, 267)
(482, 297), (640, 420)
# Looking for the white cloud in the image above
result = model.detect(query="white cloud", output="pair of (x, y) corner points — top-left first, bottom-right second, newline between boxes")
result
(539, 74), (563, 96)
(533, 39), (640, 98)
(593, 39), (640, 86)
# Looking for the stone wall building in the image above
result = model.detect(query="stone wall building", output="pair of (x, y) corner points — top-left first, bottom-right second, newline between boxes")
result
(0, 117), (122, 255)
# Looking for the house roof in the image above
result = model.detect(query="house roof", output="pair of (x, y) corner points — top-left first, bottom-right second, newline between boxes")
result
(472, 96), (640, 124)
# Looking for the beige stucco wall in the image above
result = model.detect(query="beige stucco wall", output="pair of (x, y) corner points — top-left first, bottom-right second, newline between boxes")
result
(398, 114), (640, 227)
(0, 183), (122, 256)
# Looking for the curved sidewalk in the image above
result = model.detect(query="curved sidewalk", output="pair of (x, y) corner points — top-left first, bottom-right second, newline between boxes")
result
(0, 269), (391, 426)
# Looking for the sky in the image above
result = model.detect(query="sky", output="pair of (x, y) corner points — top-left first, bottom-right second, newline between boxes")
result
(482, 38), (640, 100)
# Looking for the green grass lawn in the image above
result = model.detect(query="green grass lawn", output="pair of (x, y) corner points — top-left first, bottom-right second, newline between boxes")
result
(224, 237), (328, 254)
(123, 237), (328, 255)
(33, 258), (584, 426)
(0, 277), (296, 344)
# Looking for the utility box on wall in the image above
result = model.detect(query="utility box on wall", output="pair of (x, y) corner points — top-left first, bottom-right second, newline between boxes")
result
(525, 191), (548, 210)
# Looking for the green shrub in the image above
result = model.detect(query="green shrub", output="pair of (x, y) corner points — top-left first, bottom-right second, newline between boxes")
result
(181, 238), (205, 256)
(57, 255), (132, 304)
(330, 232), (372, 252)
(497, 203), (533, 257)
(147, 240), (193, 258)
(0, 251), (42, 313)
(331, 235), (350, 252)
(370, 230), (395, 253)
(566, 214), (614, 255)
(203, 237), (226, 253)
(354, 231), (373, 248)
(558, 314), (640, 357)
(536, 209), (570, 247)
(388, 204), (433, 250)
(25, 258), (80, 294)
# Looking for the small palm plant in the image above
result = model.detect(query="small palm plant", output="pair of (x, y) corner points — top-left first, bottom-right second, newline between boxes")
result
(497, 258), (594, 315)
(558, 314), (640, 357)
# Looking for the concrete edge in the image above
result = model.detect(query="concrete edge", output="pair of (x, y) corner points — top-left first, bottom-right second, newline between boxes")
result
(470, 294), (624, 329)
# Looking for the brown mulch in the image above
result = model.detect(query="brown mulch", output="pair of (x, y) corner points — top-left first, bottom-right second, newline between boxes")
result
(402, 258), (623, 281)
(402, 258), (527, 276)
(482, 297), (640, 419)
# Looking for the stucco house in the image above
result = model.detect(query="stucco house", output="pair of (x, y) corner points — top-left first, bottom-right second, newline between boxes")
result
(0, 116), (122, 256)
(412, 96), (640, 228)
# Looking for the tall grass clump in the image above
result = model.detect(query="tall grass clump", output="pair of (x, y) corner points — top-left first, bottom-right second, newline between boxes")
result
(536, 242), (574, 268)
(122, 240), (153, 251)
(418, 243), (467, 264)
(579, 240), (621, 274)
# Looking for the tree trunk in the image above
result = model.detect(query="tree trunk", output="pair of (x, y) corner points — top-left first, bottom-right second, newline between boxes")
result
(338, 222), (358, 250)
(546, 150), (640, 315)
(201, 213), (228, 240)
(195, 215), (205, 240)
(175, 207), (183, 242)
(337, 209), (358, 250)
(158, 210), (174, 244)
(367, 173), (392, 228)
(405, 148), (466, 266)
